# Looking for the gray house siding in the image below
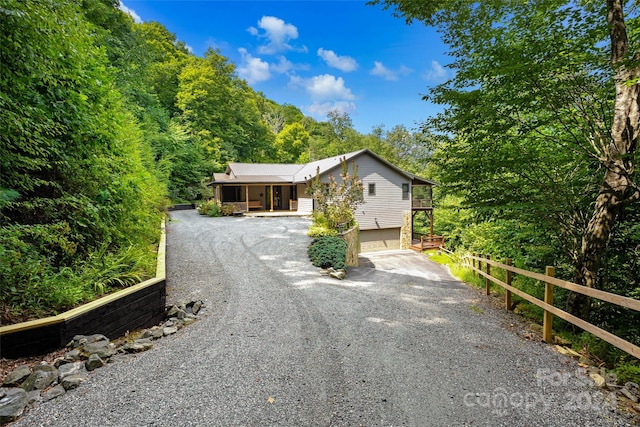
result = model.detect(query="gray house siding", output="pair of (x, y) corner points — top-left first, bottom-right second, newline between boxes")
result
(346, 152), (411, 231)
(297, 183), (313, 214)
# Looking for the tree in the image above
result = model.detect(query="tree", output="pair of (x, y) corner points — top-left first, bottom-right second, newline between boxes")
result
(176, 50), (274, 167)
(306, 159), (364, 229)
(371, 0), (639, 317)
(273, 123), (310, 163)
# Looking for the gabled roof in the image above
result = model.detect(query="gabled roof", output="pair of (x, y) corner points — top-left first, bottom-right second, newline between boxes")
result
(213, 162), (304, 184)
(292, 149), (368, 183)
(210, 149), (437, 186)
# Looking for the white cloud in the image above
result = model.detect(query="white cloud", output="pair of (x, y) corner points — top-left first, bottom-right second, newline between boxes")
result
(237, 48), (271, 84)
(317, 48), (358, 72)
(118, 1), (142, 23)
(307, 101), (357, 117)
(301, 74), (355, 101)
(271, 56), (294, 74)
(369, 61), (412, 81)
(248, 16), (306, 55)
(422, 60), (448, 82)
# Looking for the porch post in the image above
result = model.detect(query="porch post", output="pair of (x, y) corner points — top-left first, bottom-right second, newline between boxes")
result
(245, 185), (249, 212)
(270, 184), (274, 212)
(429, 211), (434, 237)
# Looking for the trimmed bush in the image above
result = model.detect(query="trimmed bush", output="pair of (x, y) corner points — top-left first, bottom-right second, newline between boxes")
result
(307, 236), (347, 270)
(197, 200), (222, 217)
(221, 204), (237, 216)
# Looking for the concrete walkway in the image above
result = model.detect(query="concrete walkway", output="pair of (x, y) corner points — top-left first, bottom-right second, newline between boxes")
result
(13, 210), (632, 426)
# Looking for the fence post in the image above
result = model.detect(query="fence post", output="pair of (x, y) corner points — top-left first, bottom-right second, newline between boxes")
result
(485, 255), (491, 296)
(471, 253), (476, 272)
(505, 258), (512, 310)
(476, 253), (481, 278)
(543, 266), (555, 343)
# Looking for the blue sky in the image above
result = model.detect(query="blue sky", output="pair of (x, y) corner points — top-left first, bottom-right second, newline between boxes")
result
(120, 1), (450, 134)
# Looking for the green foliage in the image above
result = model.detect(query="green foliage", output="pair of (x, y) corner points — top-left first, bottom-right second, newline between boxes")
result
(197, 200), (222, 217)
(307, 225), (339, 238)
(0, 223), (155, 321)
(274, 123), (310, 163)
(307, 236), (347, 270)
(0, 0), (164, 322)
(220, 204), (237, 216)
(305, 158), (364, 230)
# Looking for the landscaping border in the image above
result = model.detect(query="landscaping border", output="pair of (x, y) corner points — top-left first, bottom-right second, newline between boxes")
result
(0, 221), (167, 358)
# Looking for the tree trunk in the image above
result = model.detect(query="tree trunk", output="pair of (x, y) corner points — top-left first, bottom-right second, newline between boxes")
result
(567, 0), (640, 318)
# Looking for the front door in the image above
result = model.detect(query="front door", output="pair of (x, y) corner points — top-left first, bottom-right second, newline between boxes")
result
(273, 185), (282, 209)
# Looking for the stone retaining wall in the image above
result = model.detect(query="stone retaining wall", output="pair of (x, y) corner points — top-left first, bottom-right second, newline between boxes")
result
(340, 224), (360, 267)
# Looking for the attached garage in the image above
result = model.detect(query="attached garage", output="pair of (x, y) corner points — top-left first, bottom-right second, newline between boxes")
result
(360, 228), (402, 253)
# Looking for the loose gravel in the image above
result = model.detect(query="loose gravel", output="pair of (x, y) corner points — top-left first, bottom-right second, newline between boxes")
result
(11, 210), (636, 426)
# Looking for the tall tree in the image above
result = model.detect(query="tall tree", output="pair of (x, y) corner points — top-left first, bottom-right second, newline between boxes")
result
(371, 0), (639, 316)
(176, 49), (274, 168)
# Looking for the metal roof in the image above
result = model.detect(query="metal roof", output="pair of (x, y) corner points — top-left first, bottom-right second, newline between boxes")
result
(209, 149), (436, 186)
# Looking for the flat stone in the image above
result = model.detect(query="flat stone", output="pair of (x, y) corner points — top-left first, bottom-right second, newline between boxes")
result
(123, 340), (153, 353)
(82, 341), (116, 360)
(61, 374), (87, 391)
(3, 365), (31, 387)
(26, 390), (42, 406)
(143, 327), (164, 340)
(163, 326), (178, 336)
(20, 365), (58, 392)
(182, 318), (196, 326)
(620, 387), (638, 403)
(54, 357), (72, 368)
(42, 385), (66, 401)
(0, 387), (28, 423)
(589, 373), (606, 388)
(329, 270), (346, 280)
(85, 354), (104, 371)
(176, 308), (188, 320)
(191, 300), (203, 315)
(167, 305), (180, 317)
(67, 334), (108, 349)
(58, 361), (86, 381)
(554, 345), (581, 359)
(64, 349), (84, 362)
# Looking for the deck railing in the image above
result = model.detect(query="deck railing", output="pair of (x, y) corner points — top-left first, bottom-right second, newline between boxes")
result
(411, 233), (445, 250)
(411, 198), (433, 208)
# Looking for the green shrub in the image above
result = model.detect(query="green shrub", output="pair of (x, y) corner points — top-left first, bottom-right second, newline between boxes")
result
(221, 204), (237, 216)
(197, 200), (221, 217)
(0, 223), (157, 322)
(307, 224), (338, 238)
(307, 236), (347, 270)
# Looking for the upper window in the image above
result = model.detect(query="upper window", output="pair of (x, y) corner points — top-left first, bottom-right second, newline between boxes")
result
(368, 183), (376, 196)
(402, 183), (410, 200)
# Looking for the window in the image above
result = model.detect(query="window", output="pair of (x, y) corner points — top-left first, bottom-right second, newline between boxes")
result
(368, 183), (376, 196)
(402, 183), (410, 200)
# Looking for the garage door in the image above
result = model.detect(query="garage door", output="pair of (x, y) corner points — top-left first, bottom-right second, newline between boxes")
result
(360, 228), (401, 252)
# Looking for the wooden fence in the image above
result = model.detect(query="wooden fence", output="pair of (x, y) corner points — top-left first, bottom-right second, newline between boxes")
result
(463, 253), (640, 360)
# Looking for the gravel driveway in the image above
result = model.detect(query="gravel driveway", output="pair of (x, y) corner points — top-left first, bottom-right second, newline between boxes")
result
(13, 209), (633, 426)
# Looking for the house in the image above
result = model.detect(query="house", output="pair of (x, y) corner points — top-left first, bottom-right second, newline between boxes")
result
(209, 149), (438, 252)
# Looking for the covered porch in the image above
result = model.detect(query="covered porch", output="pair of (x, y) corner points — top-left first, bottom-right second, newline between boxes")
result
(212, 183), (299, 213)
(409, 181), (444, 251)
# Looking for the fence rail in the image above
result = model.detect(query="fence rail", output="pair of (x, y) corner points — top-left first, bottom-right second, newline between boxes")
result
(463, 253), (640, 360)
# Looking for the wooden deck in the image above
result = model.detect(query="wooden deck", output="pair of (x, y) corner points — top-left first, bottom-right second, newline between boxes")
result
(410, 235), (445, 252)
